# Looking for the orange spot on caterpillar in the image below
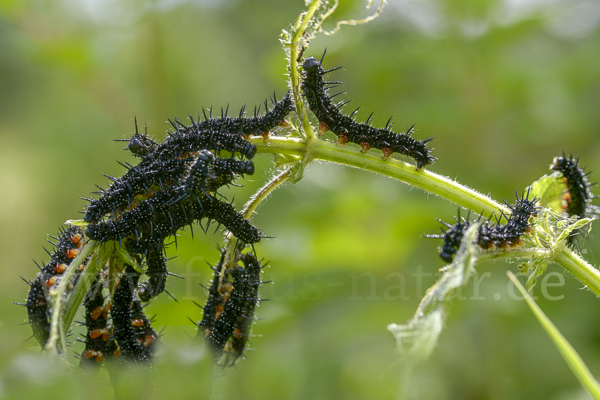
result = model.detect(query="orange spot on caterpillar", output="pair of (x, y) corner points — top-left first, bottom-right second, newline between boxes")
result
(54, 263), (67, 274)
(91, 306), (104, 320)
(318, 122), (328, 135)
(143, 335), (156, 346)
(382, 147), (393, 160)
(66, 249), (78, 259)
(83, 349), (97, 359)
(90, 328), (108, 340)
(44, 277), (56, 288)
(131, 318), (144, 327)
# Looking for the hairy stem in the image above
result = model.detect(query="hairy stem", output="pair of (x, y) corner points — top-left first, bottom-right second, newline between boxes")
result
(251, 135), (508, 217)
(221, 168), (292, 278)
(63, 243), (112, 335)
(289, 0), (322, 141)
(555, 247), (600, 297)
(242, 168), (292, 219)
(251, 135), (600, 297)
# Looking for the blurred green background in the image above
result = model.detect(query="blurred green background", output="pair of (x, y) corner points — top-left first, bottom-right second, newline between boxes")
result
(1, 0), (600, 399)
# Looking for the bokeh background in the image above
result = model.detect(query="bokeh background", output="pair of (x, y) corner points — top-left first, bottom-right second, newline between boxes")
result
(1, 0), (600, 399)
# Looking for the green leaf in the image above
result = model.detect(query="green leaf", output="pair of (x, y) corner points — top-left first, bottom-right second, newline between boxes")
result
(555, 217), (593, 245)
(388, 223), (480, 362)
(526, 259), (547, 291)
(527, 172), (564, 213)
(64, 219), (88, 228)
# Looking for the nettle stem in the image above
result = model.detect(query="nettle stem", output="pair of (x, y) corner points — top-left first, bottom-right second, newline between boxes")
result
(251, 135), (508, 216)
(248, 134), (600, 297)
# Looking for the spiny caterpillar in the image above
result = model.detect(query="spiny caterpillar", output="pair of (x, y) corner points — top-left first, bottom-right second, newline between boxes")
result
(112, 267), (159, 364)
(80, 277), (119, 370)
(427, 191), (539, 262)
(123, 91), (293, 165)
(189, 92), (293, 138)
(550, 154), (598, 220)
(301, 53), (435, 168)
(550, 154), (599, 243)
(197, 249), (265, 366)
(85, 145), (262, 249)
(24, 226), (86, 347)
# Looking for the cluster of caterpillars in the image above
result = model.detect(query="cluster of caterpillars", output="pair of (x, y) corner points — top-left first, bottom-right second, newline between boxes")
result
(23, 92), (292, 370)
(23, 44), (598, 378)
(429, 154), (598, 263)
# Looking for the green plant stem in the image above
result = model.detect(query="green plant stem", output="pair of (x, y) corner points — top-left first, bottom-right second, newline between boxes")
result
(221, 167), (292, 278)
(242, 168), (291, 218)
(252, 135), (600, 298)
(251, 135), (509, 217)
(507, 271), (600, 400)
(289, 0), (321, 141)
(45, 240), (96, 355)
(555, 247), (600, 297)
(476, 246), (600, 297)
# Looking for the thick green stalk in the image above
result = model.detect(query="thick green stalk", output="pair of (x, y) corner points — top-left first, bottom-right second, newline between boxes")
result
(250, 135), (600, 298)
(555, 247), (600, 297)
(251, 135), (508, 217)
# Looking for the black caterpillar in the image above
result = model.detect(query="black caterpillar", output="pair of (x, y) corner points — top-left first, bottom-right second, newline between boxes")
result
(84, 149), (254, 224)
(80, 277), (119, 370)
(427, 191), (539, 262)
(83, 157), (193, 224)
(24, 226), (86, 347)
(197, 249), (264, 365)
(138, 244), (168, 302)
(86, 187), (262, 247)
(112, 267), (159, 364)
(301, 54), (435, 168)
(85, 146), (260, 247)
(223, 252), (264, 366)
(550, 154), (598, 220)
(190, 92), (293, 138)
(123, 92), (292, 164)
(550, 154), (598, 243)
